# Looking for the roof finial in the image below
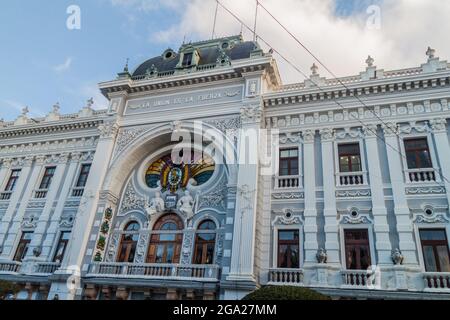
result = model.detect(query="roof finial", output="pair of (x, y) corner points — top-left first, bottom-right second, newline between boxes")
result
(123, 58), (129, 72)
(311, 63), (319, 76)
(366, 55), (375, 67)
(53, 102), (60, 113)
(426, 46), (436, 60)
(22, 106), (29, 116)
(86, 98), (94, 109)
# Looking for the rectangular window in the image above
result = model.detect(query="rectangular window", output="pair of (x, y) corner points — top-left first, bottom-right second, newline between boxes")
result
(344, 229), (372, 270)
(277, 230), (300, 268)
(4, 169), (21, 192)
(420, 229), (450, 272)
(14, 232), (33, 262)
(338, 143), (362, 172)
(182, 52), (193, 67)
(76, 164), (91, 188)
(53, 232), (71, 263)
(39, 167), (56, 190)
(404, 138), (433, 169)
(279, 148), (299, 176)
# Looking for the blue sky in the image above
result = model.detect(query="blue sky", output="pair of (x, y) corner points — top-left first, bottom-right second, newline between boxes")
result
(1, 0), (431, 122)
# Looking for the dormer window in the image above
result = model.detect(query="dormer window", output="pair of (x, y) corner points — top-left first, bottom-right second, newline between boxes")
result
(182, 52), (193, 67)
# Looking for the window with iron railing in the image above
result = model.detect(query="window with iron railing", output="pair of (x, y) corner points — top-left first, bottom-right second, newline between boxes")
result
(404, 138), (433, 169)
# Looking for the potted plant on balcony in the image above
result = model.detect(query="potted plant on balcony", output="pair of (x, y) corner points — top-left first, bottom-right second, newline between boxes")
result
(242, 286), (331, 300)
(0, 280), (20, 300)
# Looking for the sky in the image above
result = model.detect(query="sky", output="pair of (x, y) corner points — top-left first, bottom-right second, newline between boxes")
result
(0, 0), (449, 121)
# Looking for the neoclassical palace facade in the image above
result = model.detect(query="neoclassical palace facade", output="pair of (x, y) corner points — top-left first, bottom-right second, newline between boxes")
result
(1, 35), (450, 300)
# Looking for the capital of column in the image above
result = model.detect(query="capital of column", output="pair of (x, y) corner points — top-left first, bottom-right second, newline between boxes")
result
(98, 121), (119, 139)
(301, 129), (315, 143)
(0, 158), (13, 169)
(429, 118), (448, 133)
(70, 152), (83, 163)
(240, 104), (263, 125)
(319, 128), (335, 142)
(382, 122), (399, 138)
(362, 124), (379, 139)
(22, 156), (37, 167)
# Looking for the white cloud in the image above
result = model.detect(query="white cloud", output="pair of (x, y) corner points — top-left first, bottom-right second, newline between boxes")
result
(109, 0), (183, 12)
(146, 0), (450, 84)
(53, 57), (73, 73)
(80, 84), (109, 110)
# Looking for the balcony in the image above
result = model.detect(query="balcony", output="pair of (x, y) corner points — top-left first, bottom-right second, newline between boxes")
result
(423, 272), (450, 292)
(34, 189), (48, 199)
(71, 187), (85, 197)
(0, 261), (21, 273)
(268, 268), (304, 285)
(336, 172), (367, 186)
(274, 175), (301, 190)
(0, 192), (12, 200)
(341, 270), (376, 289)
(34, 262), (60, 274)
(87, 263), (221, 281)
(405, 168), (439, 183)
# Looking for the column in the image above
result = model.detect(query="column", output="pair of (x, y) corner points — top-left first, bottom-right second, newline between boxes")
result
(0, 156), (38, 258)
(382, 123), (418, 265)
(319, 128), (340, 264)
(363, 125), (392, 265)
(0, 159), (12, 189)
(41, 152), (83, 260)
(302, 130), (319, 264)
(430, 118), (450, 207)
(49, 121), (118, 300)
(26, 153), (70, 261)
(227, 104), (261, 282)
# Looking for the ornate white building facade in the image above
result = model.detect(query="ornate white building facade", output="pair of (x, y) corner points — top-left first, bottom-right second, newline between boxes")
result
(0, 36), (450, 300)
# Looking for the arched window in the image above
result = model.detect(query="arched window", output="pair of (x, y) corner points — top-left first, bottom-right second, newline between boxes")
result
(193, 220), (216, 265)
(116, 221), (140, 263)
(147, 214), (183, 264)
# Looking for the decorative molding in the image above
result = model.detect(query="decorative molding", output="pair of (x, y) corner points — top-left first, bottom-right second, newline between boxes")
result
(106, 232), (120, 262)
(181, 232), (194, 265)
(119, 182), (145, 214)
(414, 214), (449, 224)
(135, 233), (149, 264)
(335, 127), (363, 140)
(335, 189), (371, 198)
(240, 104), (262, 124)
(301, 130), (315, 143)
(429, 118), (447, 133)
(319, 128), (334, 142)
(405, 186), (446, 195)
(272, 192), (304, 200)
(98, 121), (119, 139)
(115, 127), (149, 156)
(0, 138), (98, 157)
(198, 182), (227, 211)
(279, 132), (301, 144)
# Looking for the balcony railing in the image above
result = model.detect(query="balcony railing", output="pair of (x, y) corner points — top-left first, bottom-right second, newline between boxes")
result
(341, 270), (376, 288)
(0, 261), (22, 273)
(336, 172), (367, 186)
(71, 187), (85, 197)
(274, 175), (301, 189)
(34, 189), (48, 199)
(87, 263), (220, 280)
(0, 192), (12, 200)
(423, 272), (450, 291)
(269, 268), (304, 285)
(405, 168), (439, 183)
(34, 262), (60, 274)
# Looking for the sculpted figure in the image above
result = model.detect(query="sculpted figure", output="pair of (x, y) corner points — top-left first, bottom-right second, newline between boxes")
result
(177, 190), (195, 220)
(145, 192), (165, 219)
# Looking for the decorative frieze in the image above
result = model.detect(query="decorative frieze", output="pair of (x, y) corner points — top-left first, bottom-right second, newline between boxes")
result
(405, 186), (446, 195)
(271, 192), (304, 200)
(335, 189), (371, 198)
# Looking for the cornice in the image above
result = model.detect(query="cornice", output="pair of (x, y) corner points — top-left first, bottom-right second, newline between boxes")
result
(99, 57), (273, 98)
(0, 118), (105, 139)
(264, 72), (450, 108)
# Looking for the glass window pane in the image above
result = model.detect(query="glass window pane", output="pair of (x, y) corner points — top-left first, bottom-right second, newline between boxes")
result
(437, 246), (450, 272)
(420, 230), (447, 241)
(423, 246), (438, 272)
